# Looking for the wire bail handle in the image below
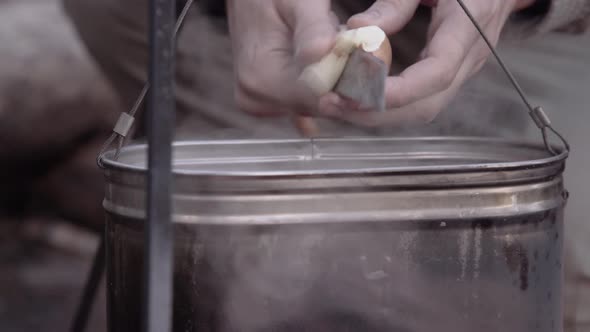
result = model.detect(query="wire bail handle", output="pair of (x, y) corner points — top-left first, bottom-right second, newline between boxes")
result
(96, 0), (194, 166)
(98, 0), (570, 165)
(455, 0), (569, 155)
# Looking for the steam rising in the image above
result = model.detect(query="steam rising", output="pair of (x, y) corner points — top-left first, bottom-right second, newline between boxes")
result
(181, 219), (550, 332)
(160, 7), (539, 332)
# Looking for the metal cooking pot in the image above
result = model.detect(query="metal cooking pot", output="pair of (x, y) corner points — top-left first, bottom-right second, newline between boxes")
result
(100, 137), (568, 332)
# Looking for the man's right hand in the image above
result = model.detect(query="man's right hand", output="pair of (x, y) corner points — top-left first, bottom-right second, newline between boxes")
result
(226, 0), (341, 125)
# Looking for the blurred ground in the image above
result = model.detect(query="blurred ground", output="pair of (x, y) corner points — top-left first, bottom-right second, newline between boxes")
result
(0, 0), (120, 231)
(0, 0), (113, 331)
(0, 219), (106, 332)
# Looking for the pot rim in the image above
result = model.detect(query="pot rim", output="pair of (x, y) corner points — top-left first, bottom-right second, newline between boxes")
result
(98, 136), (567, 177)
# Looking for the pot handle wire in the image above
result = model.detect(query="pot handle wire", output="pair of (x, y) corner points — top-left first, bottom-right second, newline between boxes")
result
(96, 0), (195, 167)
(455, 0), (570, 155)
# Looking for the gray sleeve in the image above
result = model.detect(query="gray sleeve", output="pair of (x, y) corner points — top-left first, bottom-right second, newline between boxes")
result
(502, 0), (590, 39)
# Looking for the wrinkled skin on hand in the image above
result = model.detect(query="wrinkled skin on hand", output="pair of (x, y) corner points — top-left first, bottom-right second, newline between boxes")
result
(227, 0), (534, 130)
(226, 0), (340, 135)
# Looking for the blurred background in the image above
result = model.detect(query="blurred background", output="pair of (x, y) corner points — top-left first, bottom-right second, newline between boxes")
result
(0, 0), (588, 331)
(0, 0), (114, 330)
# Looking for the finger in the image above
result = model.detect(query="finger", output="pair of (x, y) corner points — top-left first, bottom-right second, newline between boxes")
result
(236, 81), (321, 117)
(384, 1), (485, 108)
(335, 102), (439, 127)
(318, 92), (365, 118)
(285, 1), (340, 66)
(235, 87), (285, 117)
(347, 0), (421, 34)
(337, 44), (482, 127)
(425, 5), (443, 42)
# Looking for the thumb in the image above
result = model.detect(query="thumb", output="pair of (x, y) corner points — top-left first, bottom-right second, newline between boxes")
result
(287, 1), (340, 66)
(348, 0), (420, 34)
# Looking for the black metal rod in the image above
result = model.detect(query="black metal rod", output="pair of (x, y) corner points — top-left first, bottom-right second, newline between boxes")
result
(144, 0), (176, 332)
(69, 235), (105, 332)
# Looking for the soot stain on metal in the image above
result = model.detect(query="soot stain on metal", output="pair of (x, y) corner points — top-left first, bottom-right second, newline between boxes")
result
(458, 230), (470, 280)
(503, 241), (529, 291)
(472, 219), (494, 230)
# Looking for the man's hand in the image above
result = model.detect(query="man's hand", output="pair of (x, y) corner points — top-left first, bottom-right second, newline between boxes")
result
(226, 0), (339, 134)
(319, 0), (535, 127)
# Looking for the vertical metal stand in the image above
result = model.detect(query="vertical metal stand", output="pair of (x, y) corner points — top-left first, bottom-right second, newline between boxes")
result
(74, 1), (192, 331)
(144, 0), (176, 332)
(69, 236), (105, 332)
